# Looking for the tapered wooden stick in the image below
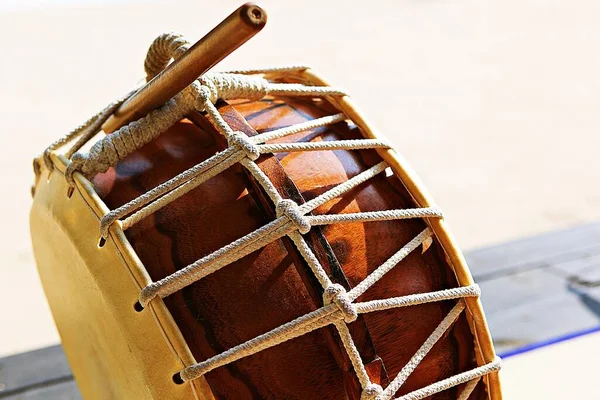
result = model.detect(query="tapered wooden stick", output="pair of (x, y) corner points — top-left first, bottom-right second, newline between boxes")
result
(102, 3), (267, 133)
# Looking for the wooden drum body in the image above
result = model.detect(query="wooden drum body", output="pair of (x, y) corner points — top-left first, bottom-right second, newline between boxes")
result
(30, 24), (501, 400)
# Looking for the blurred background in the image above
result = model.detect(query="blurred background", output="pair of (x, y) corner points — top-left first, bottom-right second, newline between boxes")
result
(1, 0), (599, 398)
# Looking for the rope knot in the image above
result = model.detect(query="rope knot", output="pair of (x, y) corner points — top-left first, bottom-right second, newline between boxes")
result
(360, 384), (383, 400)
(194, 86), (214, 111)
(276, 199), (311, 234)
(65, 153), (86, 187)
(323, 283), (357, 323)
(227, 131), (260, 161)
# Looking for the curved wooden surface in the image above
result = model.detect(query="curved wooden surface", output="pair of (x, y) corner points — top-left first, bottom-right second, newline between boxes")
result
(92, 93), (485, 399)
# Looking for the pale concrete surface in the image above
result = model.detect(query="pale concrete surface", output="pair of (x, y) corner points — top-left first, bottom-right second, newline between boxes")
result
(0, 1), (599, 394)
(501, 331), (600, 398)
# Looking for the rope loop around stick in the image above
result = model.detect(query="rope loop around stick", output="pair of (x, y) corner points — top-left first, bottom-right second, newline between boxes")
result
(200, 72), (269, 102)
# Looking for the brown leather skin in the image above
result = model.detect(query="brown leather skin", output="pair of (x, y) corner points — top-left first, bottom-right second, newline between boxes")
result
(92, 94), (486, 399)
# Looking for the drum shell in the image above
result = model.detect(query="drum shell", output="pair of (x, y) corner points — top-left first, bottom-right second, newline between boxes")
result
(89, 76), (498, 398)
(31, 69), (500, 399)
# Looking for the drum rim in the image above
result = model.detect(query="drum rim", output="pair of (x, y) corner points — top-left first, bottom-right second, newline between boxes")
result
(45, 152), (215, 399)
(298, 68), (502, 399)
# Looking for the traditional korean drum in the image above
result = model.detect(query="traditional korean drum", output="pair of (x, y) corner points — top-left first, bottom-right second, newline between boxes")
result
(30, 4), (501, 399)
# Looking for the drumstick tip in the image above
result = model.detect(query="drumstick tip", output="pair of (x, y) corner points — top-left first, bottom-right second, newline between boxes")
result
(242, 3), (267, 27)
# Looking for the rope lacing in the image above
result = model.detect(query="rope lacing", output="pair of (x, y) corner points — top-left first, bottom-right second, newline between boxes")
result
(41, 31), (500, 400)
(59, 69), (350, 188)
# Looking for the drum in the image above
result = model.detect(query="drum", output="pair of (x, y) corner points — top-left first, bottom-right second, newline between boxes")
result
(30, 4), (501, 399)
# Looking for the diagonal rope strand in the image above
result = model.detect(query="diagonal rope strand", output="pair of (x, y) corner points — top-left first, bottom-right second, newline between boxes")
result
(300, 162), (387, 214)
(99, 113), (348, 236)
(457, 378), (480, 400)
(239, 157), (284, 205)
(224, 66), (311, 75)
(42, 91), (133, 172)
(139, 162), (392, 306)
(383, 302), (466, 399)
(139, 218), (293, 307)
(99, 147), (240, 238)
(178, 285), (483, 383)
(394, 358), (502, 400)
(308, 208), (443, 226)
(335, 320), (372, 388)
(348, 228), (432, 301)
(287, 231), (333, 289)
(121, 151), (244, 231)
(354, 285), (480, 315)
(254, 113), (346, 143)
(267, 83), (348, 97)
(258, 138), (389, 153)
(180, 304), (338, 381)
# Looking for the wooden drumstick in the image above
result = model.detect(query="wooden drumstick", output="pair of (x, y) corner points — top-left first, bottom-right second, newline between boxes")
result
(102, 3), (267, 133)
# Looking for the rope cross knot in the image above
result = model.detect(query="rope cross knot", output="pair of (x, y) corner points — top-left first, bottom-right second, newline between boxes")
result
(276, 199), (311, 234)
(194, 85), (214, 112)
(360, 384), (384, 400)
(323, 283), (358, 323)
(227, 131), (260, 161)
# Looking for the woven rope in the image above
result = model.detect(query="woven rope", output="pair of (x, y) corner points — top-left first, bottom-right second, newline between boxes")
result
(383, 301), (467, 398)
(225, 66), (311, 75)
(395, 358), (502, 400)
(144, 32), (190, 80)
(457, 378), (481, 400)
(179, 286), (482, 383)
(42, 90), (134, 172)
(41, 32), (500, 399)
